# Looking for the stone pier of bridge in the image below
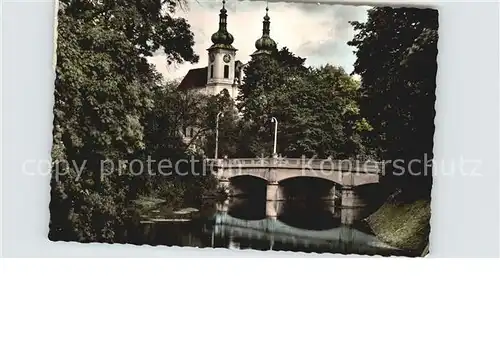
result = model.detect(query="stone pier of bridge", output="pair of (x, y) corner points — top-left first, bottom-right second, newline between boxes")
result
(220, 179), (365, 212)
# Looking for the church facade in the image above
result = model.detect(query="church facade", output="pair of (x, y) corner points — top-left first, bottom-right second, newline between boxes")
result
(178, 0), (277, 99)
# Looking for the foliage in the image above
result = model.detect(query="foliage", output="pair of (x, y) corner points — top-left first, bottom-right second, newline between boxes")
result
(50, 0), (199, 242)
(202, 89), (241, 158)
(237, 47), (307, 101)
(348, 7), (438, 190)
(123, 81), (220, 214)
(237, 48), (367, 158)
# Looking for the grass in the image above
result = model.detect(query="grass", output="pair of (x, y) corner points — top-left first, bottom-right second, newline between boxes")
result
(131, 196), (195, 221)
(366, 195), (431, 252)
(131, 196), (167, 209)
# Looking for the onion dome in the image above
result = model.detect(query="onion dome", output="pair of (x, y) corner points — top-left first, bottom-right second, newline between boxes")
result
(210, 0), (235, 49)
(252, 6), (277, 56)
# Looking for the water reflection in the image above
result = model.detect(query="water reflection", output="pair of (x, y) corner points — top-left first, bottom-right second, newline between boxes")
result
(135, 197), (409, 256)
(278, 198), (338, 230)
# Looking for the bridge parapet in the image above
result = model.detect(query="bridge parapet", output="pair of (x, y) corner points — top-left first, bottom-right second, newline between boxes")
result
(205, 158), (382, 174)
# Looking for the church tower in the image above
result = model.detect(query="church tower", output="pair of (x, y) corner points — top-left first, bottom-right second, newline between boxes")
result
(251, 5), (277, 57)
(206, 0), (239, 97)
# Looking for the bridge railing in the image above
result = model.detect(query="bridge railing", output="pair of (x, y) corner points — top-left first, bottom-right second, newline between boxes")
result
(205, 158), (382, 173)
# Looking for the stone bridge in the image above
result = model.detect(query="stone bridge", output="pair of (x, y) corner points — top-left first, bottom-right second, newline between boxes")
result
(206, 157), (383, 208)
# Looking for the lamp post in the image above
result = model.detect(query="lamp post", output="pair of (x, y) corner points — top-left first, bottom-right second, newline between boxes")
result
(215, 112), (223, 160)
(270, 117), (278, 158)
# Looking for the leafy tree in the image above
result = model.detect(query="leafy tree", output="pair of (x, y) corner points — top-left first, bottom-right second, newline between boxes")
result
(202, 89), (241, 158)
(237, 48), (365, 158)
(50, 0), (199, 242)
(348, 7), (438, 192)
(238, 47), (306, 107)
(137, 82), (221, 206)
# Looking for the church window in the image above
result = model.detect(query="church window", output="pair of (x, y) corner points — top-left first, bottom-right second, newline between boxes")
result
(210, 65), (214, 78)
(224, 65), (229, 78)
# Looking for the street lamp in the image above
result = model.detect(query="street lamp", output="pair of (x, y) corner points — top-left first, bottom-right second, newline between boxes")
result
(215, 112), (223, 160)
(270, 117), (278, 158)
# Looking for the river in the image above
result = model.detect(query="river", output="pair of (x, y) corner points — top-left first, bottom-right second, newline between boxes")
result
(133, 196), (411, 256)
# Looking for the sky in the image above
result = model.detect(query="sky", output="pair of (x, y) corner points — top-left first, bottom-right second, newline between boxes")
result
(149, 0), (371, 81)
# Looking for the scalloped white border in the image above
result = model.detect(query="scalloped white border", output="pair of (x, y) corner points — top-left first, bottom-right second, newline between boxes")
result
(1, 0), (499, 257)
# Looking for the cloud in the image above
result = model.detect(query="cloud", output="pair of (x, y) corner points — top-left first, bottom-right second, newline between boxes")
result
(150, 0), (370, 80)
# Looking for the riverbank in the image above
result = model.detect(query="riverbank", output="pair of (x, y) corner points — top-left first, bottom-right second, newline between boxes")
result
(365, 190), (431, 254)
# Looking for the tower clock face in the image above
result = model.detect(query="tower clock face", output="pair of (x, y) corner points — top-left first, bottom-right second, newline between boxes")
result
(209, 53), (215, 62)
(223, 54), (231, 63)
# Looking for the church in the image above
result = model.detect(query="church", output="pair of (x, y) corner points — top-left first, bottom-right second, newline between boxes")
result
(178, 0), (278, 99)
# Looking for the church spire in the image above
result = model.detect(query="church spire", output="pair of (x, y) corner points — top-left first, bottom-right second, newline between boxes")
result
(262, 5), (270, 36)
(210, 0), (235, 48)
(219, 0), (228, 32)
(252, 2), (277, 56)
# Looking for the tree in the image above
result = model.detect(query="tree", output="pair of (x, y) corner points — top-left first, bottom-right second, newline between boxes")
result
(237, 48), (365, 158)
(136, 82), (223, 207)
(348, 7), (438, 192)
(238, 47), (306, 106)
(50, 0), (199, 242)
(202, 89), (241, 158)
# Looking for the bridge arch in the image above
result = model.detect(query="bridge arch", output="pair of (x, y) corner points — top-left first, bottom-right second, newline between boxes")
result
(227, 173), (268, 183)
(278, 175), (342, 187)
(274, 169), (343, 184)
(223, 167), (269, 182)
(225, 174), (267, 200)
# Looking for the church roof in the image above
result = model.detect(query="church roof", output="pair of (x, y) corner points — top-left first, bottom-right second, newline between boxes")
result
(178, 67), (208, 90)
(178, 60), (244, 91)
